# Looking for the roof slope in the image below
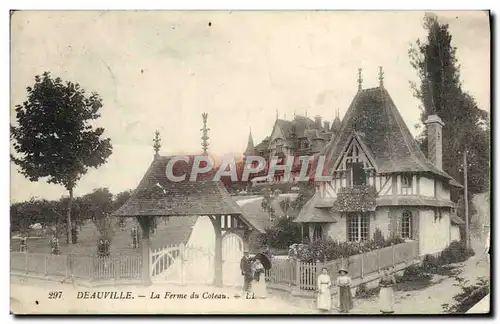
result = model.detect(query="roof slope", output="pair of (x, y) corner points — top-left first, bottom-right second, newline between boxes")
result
(112, 156), (257, 231)
(294, 194), (338, 223)
(323, 87), (456, 182)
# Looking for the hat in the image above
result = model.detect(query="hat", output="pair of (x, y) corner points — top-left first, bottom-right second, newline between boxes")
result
(338, 268), (348, 274)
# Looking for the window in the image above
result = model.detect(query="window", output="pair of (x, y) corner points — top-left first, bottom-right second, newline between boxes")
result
(300, 139), (309, 149)
(401, 210), (412, 239)
(347, 213), (369, 241)
(313, 224), (323, 241)
(346, 161), (366, 186)
(276, 145), (283, 154)
(402, 175), (412, 188)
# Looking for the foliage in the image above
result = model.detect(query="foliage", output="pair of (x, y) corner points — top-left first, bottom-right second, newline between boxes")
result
(259, 217), (301, 249)
(409, 13), (490, 196)
(279, 197), (291, 218)
(332, 186), (377, 212)
(442, 277), (489, 314)
(290, 234), (405, 262)
(290, 182), (315, 211)
(439, 241), (475, 265)
(400, 264), (433, 282)
(11, 72), (113, 243)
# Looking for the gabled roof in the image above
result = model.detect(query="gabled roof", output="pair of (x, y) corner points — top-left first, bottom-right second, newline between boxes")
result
(322, 87), (458, 183)
(254, 136), (270, 152)
(232, 195), (290, 232)
(112, 156), (258, 232)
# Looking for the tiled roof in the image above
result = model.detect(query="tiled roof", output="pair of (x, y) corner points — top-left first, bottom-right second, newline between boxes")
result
(112, 156), (258, 232)
(294, 194), (338, 223)
(322, 87), (460, 186)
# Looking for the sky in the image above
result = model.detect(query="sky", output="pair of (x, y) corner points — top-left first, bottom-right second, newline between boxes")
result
(10, 10), (490, 203)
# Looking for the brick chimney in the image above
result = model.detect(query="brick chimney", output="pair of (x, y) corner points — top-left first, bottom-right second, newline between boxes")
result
(424, 115), (444, 170)
(314, 115), (322, 129)
(323, 121), (330, 130)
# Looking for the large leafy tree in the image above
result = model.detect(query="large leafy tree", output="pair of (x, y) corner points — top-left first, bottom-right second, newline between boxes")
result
(11, 72), (113, 244)
(409, 13), (490, 198)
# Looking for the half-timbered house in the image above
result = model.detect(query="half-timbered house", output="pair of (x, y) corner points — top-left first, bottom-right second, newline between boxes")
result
(295, 70), (464, 256)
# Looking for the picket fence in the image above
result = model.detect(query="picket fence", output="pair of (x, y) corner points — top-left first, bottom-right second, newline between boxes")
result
(10, 252), (142, 281)
(265, 240), (418, 291)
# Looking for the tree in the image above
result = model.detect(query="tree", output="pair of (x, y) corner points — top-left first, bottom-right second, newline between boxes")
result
(11, 72), (113, 244)
(409, 13), (490, 198)
(112, 190), (133, 211)
(260, 217), (301, 249)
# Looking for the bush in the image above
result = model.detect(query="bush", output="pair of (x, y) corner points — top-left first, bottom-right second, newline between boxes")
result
(400, 264), (432, 282)
(439, 241), (475, 265)
(292, 233), (407, 262)
(259, 217), (301, 249)
(442, 277), (489, 314)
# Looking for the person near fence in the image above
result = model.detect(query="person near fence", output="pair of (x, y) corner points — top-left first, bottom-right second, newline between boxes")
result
(251, 258), (267, 298)
(316, 268), (332, 312)
(240, 250), (253, 294)
(336, 268), (353, 313)
(379, 267), (397, 314)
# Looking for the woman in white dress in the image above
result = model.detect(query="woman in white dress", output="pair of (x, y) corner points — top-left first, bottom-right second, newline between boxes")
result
(251, 259), (267, 298)
(316, 268), (332, 312)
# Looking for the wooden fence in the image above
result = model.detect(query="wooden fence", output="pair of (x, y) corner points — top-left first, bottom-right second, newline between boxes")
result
(10, 252), (142, 281)
(266, 240), (418, 291)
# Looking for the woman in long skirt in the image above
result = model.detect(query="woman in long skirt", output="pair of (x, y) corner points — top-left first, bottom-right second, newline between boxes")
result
(379, 267), (397, 314)
(316, 268), (332, 312)
(336, 268), (353, 313)
(251, 259), (267, 298)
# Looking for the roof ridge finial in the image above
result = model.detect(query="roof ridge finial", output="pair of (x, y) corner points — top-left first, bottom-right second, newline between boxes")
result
(276, 110), (278, 120)
(379, 66), (384, 88)
(336, 107), (339, 119)
(284, 112), (286, 120)
(305, 108), (308, 117)
(357, 68), (363, 91)
(153, 130), (161, 158)
(293, 109), (296, 119)
(201, 113), (210, 156)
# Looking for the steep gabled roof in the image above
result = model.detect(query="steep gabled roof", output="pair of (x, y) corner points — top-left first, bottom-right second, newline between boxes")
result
(244, 130), (255, 156)
(112, 156), (258, 232)
(323, 87), (458, 183)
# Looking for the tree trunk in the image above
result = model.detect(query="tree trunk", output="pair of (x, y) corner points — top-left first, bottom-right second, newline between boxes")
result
(66, 188), (73, 244)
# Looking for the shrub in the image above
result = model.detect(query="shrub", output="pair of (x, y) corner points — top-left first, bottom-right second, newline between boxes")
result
(442, 277), (489, 313)
(400, 264), (432, 282)
(439, 241), (475, 265)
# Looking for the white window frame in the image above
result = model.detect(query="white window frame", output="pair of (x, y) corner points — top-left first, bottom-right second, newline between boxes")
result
(401, 210), (412, 239)
(347, 213), (369, 242)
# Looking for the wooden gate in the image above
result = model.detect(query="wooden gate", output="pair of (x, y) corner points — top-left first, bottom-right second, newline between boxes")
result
(151, 244), (213, 284)
(222, 232), (244, 286)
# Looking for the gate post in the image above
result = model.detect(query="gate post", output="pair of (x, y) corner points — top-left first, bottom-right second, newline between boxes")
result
(180, 243), (185, 285)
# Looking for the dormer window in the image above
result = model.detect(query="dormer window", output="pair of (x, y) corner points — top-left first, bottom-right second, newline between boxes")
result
(346, 161), (366, 186)
(276, 145), (283, 154)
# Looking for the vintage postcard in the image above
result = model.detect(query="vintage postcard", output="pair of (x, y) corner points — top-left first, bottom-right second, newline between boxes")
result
(10, 10), (490, 315)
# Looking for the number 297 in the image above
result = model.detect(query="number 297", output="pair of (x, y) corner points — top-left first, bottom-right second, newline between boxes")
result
(48, 291), (62, 299)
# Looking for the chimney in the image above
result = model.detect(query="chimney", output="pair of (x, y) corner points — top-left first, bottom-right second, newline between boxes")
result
(424, 115), (444, 170)
(314, 115), (322, 129)
(323, 121), (330, 130)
